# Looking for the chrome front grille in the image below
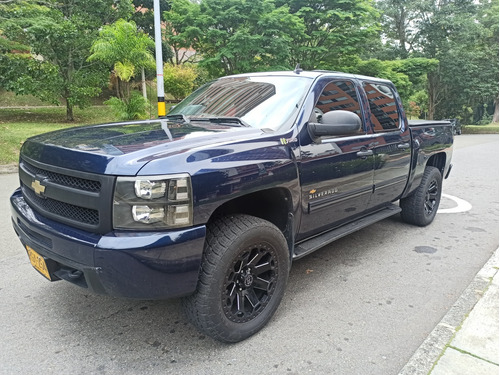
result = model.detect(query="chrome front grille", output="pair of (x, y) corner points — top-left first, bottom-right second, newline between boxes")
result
(19, 158), (115, 234)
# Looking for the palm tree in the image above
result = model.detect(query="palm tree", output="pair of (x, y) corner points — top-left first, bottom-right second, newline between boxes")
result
(89, 19), (155, 116)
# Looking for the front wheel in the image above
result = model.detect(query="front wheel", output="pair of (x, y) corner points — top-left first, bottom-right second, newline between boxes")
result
(400, 166), (442, 226)
(182, 214), (289, 343)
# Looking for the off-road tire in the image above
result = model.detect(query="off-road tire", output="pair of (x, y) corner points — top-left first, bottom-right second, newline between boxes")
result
(400, 166), (442, 226)
(182, 214), (289, 343)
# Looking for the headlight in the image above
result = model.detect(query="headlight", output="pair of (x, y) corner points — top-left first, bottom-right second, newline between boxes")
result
(113, 174), (193, 230)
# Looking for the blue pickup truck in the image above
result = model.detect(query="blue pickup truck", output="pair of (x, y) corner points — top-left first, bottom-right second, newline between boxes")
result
(10, 70), (453, 342)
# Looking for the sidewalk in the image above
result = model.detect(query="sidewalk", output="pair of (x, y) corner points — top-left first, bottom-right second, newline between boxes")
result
(400, 249), (499, 375)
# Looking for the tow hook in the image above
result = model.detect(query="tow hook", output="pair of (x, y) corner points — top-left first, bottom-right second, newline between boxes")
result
(68, 270), (83, 279)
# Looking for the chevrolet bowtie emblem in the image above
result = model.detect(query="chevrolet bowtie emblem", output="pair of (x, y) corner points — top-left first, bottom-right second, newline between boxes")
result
(32, 179), (46, 196)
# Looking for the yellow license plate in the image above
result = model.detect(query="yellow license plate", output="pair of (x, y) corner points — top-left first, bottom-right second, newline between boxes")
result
(26, 245), (52, 281)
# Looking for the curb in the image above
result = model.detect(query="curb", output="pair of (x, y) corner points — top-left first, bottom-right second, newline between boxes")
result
(0, 164), (18, 174)
(399, 248), (499, 375)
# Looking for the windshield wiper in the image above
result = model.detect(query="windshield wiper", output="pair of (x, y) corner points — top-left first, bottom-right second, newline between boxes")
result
(191, 117), (250, 127)
(165, 114), (191, 124)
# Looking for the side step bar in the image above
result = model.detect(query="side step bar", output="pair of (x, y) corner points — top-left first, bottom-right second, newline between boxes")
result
(293, 204), (402, 260)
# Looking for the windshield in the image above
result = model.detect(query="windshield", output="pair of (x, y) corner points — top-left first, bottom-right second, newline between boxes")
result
(168, 75), (312, 130)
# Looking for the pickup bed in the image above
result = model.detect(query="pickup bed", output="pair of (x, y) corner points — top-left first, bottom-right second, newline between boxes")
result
(10, 70), (453, 342)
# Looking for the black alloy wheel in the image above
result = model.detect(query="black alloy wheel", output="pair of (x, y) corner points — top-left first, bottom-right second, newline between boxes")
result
(182, 214), (289, 343)
(424, 178), (439, 216)
(222, 244), (278, 323)
(400, 166), (443, 226)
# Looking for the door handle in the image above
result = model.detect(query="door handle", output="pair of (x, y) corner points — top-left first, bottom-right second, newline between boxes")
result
(356, 149), (373, 158)
(397, 143), (410, 150)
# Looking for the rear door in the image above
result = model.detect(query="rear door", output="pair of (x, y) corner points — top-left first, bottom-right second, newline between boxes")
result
(361, 81), (412, 210)
(297, 79), (375, 239)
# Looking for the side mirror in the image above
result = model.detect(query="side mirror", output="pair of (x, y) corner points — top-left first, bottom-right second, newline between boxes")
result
(308, 110), (362, 137)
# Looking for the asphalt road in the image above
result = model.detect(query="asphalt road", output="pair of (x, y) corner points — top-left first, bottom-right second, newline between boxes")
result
(0, 134), (498, 375)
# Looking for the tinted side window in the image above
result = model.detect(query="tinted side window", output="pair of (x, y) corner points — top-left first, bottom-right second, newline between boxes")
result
(363, 83), (400, 131)
(312, 81), (362, 130)
(316, 81), (360, 114)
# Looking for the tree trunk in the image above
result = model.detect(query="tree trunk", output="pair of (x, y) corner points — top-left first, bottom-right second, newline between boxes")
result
(427, 71), (442, 121)
(141, 67), (147, 100)
(115, 74), (120, 98)
(427, 81), (436, 120)
(493, 97), (499, 123)
(396, 6), (408, 57)
(117, 78), (126, 101)
(66, 99), (74, 122)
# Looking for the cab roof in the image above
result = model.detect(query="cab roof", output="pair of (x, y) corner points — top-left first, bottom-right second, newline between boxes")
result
(225, 70), (393, 85)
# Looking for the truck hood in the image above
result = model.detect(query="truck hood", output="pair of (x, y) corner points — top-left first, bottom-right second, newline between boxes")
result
(21, 120), (265, 175)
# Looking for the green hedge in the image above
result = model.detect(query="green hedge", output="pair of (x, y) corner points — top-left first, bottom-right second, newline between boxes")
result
(462, 124), (499, 134)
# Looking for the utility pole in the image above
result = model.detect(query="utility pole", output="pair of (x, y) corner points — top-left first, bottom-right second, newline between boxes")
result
(153, 0), (165, 118)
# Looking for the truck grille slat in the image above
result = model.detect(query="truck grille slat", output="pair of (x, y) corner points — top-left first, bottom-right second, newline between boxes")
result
(23, 185), (99, 225)
(19, 159), (114, 234)
(22, 161), (101, 192)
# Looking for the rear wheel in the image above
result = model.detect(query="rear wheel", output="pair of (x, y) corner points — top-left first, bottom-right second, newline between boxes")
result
(183, 214), (289, 342)
(400, 166), (442, 226)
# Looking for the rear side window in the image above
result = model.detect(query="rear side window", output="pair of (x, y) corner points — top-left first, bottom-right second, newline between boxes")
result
(363, 83), (400, 132)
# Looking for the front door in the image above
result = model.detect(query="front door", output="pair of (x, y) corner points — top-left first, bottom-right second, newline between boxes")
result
(297, 79), (375, 240)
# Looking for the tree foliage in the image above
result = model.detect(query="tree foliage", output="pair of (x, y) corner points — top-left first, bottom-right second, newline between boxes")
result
(89, 19), (155, 84)
(193, 0), (304, 76)
(376, 0), (422, 58)
(337, 56), (438, 109)
(375, 0), (499, 122)
(0, 0), (133, 121)
(0, 53), (60, 104)
(163, 63), (198, 100)
(163, 0), (203, 65)
(0, 0), (496, 124)
(163, 0), (378, 75)
(275, 0), (379, 70)
(105, 91), (149, 120)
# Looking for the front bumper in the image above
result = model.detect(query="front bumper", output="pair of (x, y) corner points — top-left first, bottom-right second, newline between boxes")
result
(10, 188), (206, 299)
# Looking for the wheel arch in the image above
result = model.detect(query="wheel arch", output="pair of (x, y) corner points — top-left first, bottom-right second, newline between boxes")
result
(208, 187), (292, 231)
(207, 187), (295, 256)
(401, 151), (448, 199)
(426, 152), (447, 176)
